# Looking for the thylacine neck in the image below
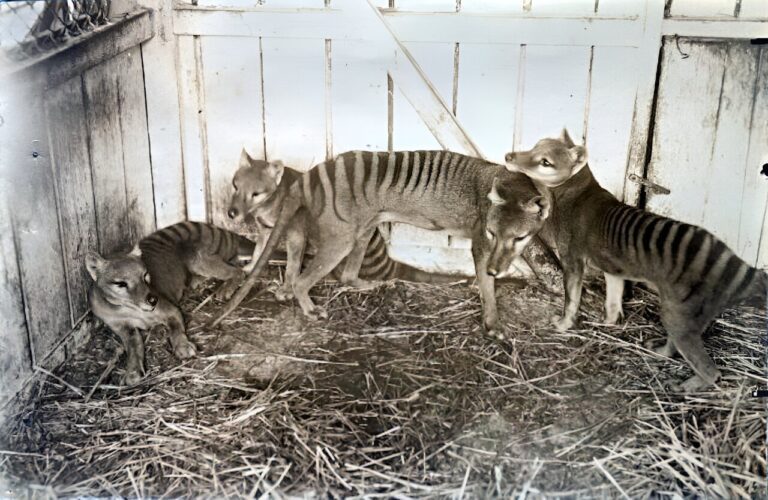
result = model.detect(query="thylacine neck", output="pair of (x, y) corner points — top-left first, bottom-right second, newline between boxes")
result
(551, 163), (601, 205)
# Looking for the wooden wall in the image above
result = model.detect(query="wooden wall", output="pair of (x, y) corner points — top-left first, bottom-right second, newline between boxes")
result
(0, 17), (155, 410)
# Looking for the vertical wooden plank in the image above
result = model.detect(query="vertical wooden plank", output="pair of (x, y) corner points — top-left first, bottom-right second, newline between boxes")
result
(455, 43), (519, 164)
(740, 0), (768, 18)
(84, 56), (130, 254)
(669, 0), (736, 17)
(138, 0), (187, 227)
(331, 39), (389, 153)
(201, 36), (265, 229)
(623, 0), (664, 206)
(740, 47), (768, 266)
(393, 42), (453, 150)
(261, 38), (326, 170)
(517, 45), (591, 149)
(177, 35), (209, 220)
(586, 46), (640, 199)
(116, 46), (156, 240)
(0, 199), (32, 409)
(46, 76), (99, 320)
(5, 81), (71, 364)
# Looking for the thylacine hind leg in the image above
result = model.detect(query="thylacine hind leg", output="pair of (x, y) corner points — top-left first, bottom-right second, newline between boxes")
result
(338, 227), (379, 290)
(187, 251), (245, 300)
(292, 237), (355, 320)
(552, 256), (585, 332)
(603, 272), (625, 324)
(659, 305), (721, 392)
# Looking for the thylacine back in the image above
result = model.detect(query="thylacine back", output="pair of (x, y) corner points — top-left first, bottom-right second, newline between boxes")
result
(88, 222), (255, 384)
(215, 150), (550, 339)
(505, 130), (767, 391)
(227, 150), (466, 285)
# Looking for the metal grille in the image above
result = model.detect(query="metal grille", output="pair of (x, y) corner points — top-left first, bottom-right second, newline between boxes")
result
(0, 0), (110, 61)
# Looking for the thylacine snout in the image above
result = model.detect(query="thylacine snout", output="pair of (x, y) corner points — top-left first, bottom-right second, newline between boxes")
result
(227, 148), (284, 224)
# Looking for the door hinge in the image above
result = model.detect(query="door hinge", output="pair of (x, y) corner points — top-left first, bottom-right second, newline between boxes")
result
(627, 173), (670, 195)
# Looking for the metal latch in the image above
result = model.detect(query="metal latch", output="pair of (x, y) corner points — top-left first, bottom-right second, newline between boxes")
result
(627, 173), (670, 195)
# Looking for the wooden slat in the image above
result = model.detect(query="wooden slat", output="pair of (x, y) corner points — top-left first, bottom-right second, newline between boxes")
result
(261, 37), (326, 170)
(585, 46), (641, 199)
(331, 39), (389, 153)
(459, 0), (525, 14)
(173, 7), (645, 47)
(661, 18), (768, 37)
(456, 43), (520, 164)
(645, 41), (766, 263)
(84, 56), (131, 254)
(200, 36), (265, 228)
(139, 0), (187, 227)
(46, 76), (99, 320)
(115, 47), (156, 240)
(517, 45), (591, 149)
(393, 42), (453, 150)
(177, 35), (210, 221)
(528, 0), (596, 16)
(0, 199), (32, 409)
(741, 47), (768, 266)
(395, 0), (456, 11)
(4, 82), (71, 363)
(740, 0), (768, 19)
(596, 0), (645, 17)
(669, 0), (736, 18)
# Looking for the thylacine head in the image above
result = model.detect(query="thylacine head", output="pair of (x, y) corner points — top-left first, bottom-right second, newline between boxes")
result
(227, 148), (285, 225)
(484, 176), (550, 276)
(504, 129), (588, 188)
(86, 249), (159, 314)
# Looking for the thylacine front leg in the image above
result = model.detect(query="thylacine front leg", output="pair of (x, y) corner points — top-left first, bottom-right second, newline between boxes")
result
(162, 306), (197, 359)
(274, 209), (308, 302)
(471, 234), (501, 340)
(112, 325), (145, 385)
(552, 256), (584, 332)
(338, 227), (378, 290)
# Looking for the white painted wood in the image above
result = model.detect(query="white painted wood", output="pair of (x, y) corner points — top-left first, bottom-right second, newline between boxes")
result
(740, 0), (768, 19)
(623, 0), (664, 206)
(177, 35), (209, 221)
(585, 46), (640, 200)
(645, 41), (767, 265)
(741, 48), (768, 266)
(460, 0), (524, 14)
(393, 42), (453, 150)
(331, 39), (389, 153)
(596, 0), (645, 17)
(173, 8), (644, 46)
(669, 0), (736, 18)
(661, 18), (768, 37)
(396, 0), (456, 11)
(456, 43), (519, 165)
(46, 76), (99, 320)
(200, 36), (265, 228)
(528, 0), (596, 16)
(517, 45), (591, 149)
(139, 0), (187, 227)
(261, 37), (326, 170)
(116, 47), (157, 240)
(389, 244), (477, 275)
(83, 57), (131, 254)
(0, 198), (32, 409)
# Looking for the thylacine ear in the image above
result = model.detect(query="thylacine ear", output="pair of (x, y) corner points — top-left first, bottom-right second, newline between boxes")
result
(487, 178), (505, 206)
(268, 159), (285, 185)
(569, 145), (588, 170)
(128, 243), (142, 257)
(239, 148), (253, 169)
(523, 195), (550, 219)
(560, 128), (575, 147)
(85, 251), (107, 281)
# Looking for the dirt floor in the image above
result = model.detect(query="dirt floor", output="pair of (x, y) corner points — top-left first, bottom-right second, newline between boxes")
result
(1, 266), (766, 498)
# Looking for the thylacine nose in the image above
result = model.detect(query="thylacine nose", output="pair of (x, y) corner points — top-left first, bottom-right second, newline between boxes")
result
(227, 207), (238, 219)
(146, 294), (158, 307)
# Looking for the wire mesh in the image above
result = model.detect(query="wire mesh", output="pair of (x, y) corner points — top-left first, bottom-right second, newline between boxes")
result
(0, 0), (110, 61)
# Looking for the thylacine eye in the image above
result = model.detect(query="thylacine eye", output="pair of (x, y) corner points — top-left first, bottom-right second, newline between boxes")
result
(251, 192), (260, 199)
(232, 180), (238, 190)
(485, 229), (495, 240)
(540, 159), (552, 167)
(113, 281), (128, 288)
(513, 233), (530, 243)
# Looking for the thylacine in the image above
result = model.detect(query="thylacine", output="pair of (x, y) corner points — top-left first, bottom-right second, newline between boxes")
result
(227, 149), (469, 286)
(214, 150), (550, 339)
(87, 222), (255, 384)
(505, 130), (767, 391)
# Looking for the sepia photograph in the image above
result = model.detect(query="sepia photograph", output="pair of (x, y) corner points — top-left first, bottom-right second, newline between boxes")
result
(0, 0), (766, 497)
